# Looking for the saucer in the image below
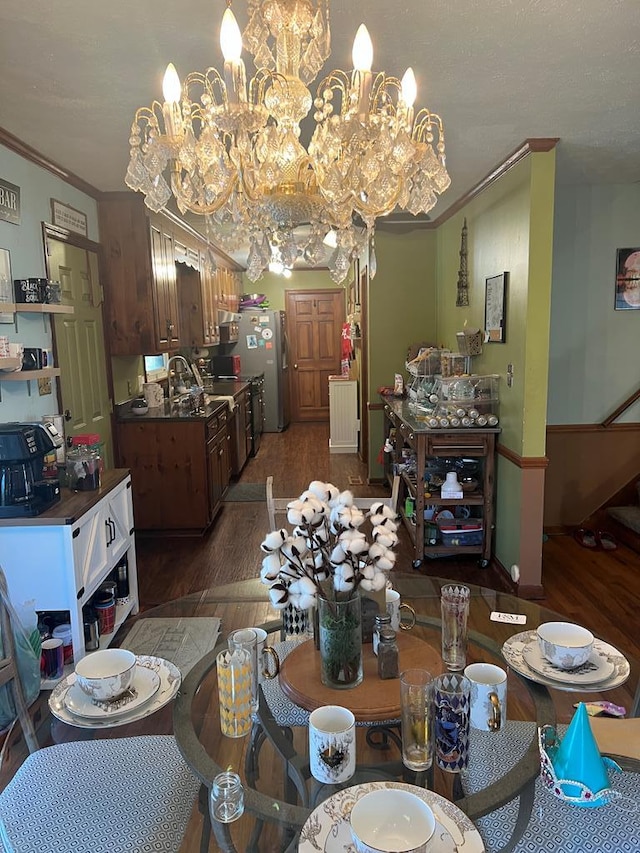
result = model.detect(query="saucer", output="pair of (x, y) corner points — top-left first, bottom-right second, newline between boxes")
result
(298, 781), (484, 853)
(522, 641), (614, 685)
(64, 664), (161, 719)
(501, 631), (630, 693)
(49, 655), (181, 729)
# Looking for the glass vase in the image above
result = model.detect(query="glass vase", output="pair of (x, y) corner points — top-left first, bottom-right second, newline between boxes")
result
(317, 593), (363, 689)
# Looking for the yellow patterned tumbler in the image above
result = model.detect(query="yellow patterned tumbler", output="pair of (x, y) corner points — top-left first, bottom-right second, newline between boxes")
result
(216, 648), (253, 738)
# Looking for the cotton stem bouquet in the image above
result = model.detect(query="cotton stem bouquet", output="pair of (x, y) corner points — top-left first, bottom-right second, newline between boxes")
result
(260, 480), (399, 611)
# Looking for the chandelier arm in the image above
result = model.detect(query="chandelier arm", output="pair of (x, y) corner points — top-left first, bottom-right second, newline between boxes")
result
(354, 183), (405, 222)
(183, 69), (228, 110)
(132, 103), (164, 133)
(170, 165), (240, 217)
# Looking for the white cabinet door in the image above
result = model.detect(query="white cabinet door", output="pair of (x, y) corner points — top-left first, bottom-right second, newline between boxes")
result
(103, 478), (134, 566)
(72, 502), (109, 601)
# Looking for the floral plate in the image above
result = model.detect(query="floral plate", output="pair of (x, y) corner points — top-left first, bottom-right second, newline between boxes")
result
(501, 631), (629, 693)
(63, 664), (161, 719)
(298, 781), (484, 852)
(49, 655), (181, 728)
(522, 641), (615, 685)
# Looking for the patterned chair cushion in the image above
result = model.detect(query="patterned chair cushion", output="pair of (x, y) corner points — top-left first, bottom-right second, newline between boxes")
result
(463, 722), (640, 853)
(0, 735), (199, 853)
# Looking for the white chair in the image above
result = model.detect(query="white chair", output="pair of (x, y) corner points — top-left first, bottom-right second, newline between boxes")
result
(0, 567), (199, 853)
(266, 474), (400, 530)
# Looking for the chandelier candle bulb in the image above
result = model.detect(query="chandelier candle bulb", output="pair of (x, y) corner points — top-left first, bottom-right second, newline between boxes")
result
(351, 24), (373, 118)
(161, 63), (182, 138)
(400, 67), (417, 129)
(220, 8), (247, 104)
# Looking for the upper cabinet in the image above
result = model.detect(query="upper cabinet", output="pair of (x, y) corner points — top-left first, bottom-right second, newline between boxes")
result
(150, 223), (180, 350)
(98, 194), (241, 355)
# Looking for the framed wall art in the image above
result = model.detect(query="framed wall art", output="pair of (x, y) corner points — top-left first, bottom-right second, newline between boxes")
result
(0, 248), (14, 322)
(484, 272), (508, 342)
(615, 248), (640, 310)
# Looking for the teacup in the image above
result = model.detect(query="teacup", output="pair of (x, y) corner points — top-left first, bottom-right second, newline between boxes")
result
(350, 789), (435, 853)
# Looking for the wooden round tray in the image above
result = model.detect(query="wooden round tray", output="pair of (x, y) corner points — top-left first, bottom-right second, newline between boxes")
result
(279, 633), (442, 722)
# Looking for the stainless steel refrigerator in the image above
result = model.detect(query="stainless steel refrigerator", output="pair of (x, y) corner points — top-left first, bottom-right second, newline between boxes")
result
(235, 310), (290, 432)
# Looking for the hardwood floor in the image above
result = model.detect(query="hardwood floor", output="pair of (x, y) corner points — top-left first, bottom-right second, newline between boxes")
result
(135, 422), (640, 663)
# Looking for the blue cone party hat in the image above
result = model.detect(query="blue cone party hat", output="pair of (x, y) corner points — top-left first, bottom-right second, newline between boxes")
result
(539, 703), (621, 808)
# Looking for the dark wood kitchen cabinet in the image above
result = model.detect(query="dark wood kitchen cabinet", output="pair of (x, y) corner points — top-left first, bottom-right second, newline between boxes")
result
(207, 410), (231, 515)
(115, 406), (230, 533)
(230, 387), (251, 477)
(150, 223), (180, 350)
(98, 194), (180, 354)
(98, 194), (241, 355)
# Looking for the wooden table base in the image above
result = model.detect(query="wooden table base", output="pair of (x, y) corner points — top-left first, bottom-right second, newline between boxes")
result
(279, 633), (444, 722)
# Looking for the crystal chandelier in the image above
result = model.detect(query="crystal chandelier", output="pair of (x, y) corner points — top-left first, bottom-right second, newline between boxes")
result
(125, 0), (450, 282)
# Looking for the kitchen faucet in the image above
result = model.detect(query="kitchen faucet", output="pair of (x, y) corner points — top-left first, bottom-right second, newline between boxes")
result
(167, 355), (193, 403)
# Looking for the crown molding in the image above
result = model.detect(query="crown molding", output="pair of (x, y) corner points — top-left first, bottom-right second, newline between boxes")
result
(0, 125), (101, 199)
(430, 138), (560, 228)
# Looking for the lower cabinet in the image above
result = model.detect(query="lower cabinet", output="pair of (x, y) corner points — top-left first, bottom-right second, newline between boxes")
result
(0, 470), (139, 684)
(116, 406), (230, 533)
(230, 388), (251, 477)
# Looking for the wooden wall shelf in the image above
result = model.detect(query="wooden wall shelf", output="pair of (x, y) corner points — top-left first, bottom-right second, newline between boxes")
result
(0, 368), (61, 381)
(0, 303), (74, 314)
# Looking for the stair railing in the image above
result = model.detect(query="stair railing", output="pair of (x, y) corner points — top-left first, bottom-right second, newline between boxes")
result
(601, 385), (640, 428)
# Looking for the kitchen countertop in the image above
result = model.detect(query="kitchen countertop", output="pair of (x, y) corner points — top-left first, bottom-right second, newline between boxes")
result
(0, 468), (131, 527)
(116, 379), (250, 422)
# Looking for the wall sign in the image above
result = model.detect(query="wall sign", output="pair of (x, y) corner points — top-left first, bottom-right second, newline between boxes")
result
(0, 179), (21, 225)
(484, 272), (508, 342)
(51, 198), (88, 237)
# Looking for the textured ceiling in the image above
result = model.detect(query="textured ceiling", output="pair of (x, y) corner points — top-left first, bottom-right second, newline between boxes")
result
(2, 0), (639, 247)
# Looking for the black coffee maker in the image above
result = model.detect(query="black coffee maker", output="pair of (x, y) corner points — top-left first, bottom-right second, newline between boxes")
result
(0, 422), (62, 517)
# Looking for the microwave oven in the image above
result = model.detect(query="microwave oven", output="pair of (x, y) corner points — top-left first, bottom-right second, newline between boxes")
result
(210, 355), (242, 377)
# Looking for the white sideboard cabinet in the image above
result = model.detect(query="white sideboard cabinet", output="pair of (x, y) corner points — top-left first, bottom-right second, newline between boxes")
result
(1, 469), (139, 685)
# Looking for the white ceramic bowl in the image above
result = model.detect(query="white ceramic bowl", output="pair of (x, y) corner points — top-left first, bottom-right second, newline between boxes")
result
(350, 789), (436, 853)
(75, 649), (137, 701)
(536, 621), (594, 670)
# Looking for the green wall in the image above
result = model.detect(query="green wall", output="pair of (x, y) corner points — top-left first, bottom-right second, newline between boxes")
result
(434, 150), (556, 583)
(367, 229), (437, 473)
(365, 151), (556, 583)
(245, 268), (343, 311)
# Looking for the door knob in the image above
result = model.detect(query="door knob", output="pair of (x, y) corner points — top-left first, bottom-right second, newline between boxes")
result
(293, 363), (298, 369)
(64, 410), (72, 421)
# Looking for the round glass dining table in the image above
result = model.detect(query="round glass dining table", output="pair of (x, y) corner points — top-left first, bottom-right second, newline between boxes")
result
(157, 574), (638, 853)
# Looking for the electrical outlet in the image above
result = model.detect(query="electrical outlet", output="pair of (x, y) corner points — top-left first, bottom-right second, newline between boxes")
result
(38, 377), (52, 396)
(506, 363), (514, 388)
(127, 380), (133, 396)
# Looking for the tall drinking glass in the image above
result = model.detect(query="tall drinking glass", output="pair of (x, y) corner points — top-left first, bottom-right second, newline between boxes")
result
(434, 672), (471, 772)
(441, 584), (470, 671)
(400, 668), (434, 771)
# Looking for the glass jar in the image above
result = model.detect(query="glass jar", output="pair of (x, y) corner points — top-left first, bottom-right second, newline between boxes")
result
(378, 627), (399, 679)
(66, 445), (101, 491)
(210, 771), (244, 823)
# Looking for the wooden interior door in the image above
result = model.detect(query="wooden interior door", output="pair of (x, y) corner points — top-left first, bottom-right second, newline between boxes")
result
(45, 232), (113, 467)
(286, 289), (344, 422)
